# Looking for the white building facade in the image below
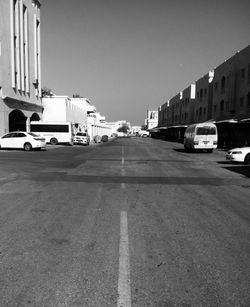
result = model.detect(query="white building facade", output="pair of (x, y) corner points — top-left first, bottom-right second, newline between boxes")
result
(41, 96), (88, 134)
(146, 110), (158, 130)
(0, 0), (43, 135)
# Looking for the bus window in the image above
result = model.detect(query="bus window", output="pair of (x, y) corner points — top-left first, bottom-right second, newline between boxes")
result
(196, 127), (216, 135)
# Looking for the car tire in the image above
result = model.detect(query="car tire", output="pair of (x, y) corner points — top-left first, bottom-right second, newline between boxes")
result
(50, 138), (58, 145)
(244, 153), (250, 165)
(24, 142), (32, 151)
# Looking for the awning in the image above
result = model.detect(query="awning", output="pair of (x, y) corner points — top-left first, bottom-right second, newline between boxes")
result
(2, 96), (43, 113)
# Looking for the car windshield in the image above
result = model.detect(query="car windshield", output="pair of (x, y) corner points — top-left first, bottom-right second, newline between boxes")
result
(28, 132), (39, 137)
(196, 127), (216, 135)
(76, 133), (86, 136)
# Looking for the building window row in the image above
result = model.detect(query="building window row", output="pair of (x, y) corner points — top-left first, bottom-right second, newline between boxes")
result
(11, 0), (41, 97)
(197, 87), (208, 100)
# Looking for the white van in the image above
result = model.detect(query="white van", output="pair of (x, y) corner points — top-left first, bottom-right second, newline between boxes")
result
(30, 121), (74, 145)
(184, 122), (218, 152)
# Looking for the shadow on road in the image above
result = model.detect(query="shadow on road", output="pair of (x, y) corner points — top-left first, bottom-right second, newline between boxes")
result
(173, 148), (214, 154)
(218, 163), (250, 178)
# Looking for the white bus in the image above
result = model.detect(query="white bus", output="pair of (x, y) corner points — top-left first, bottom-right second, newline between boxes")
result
(30, 121), (74, 145)
(184, 122), (218, 152)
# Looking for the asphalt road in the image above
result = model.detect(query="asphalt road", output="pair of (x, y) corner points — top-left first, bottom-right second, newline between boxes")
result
(0, 137), (249, 307)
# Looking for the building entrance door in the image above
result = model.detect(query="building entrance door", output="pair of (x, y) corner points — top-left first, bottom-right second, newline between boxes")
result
(9, 110), (27, 132)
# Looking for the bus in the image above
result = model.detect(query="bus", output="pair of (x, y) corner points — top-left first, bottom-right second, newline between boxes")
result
(30, 121), (74, 145)
(184, 122), (218, 152)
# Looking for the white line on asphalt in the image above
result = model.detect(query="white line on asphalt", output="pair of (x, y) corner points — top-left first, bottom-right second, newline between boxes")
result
(121, 145), (125, 189)
(117, 211), (131, 307)
(121, 145), (125, 166)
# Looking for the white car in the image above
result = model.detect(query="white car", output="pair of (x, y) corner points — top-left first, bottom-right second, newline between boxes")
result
(226, 147), (250, 164)
(140, 130), (150, 137)
(74, 132), (90, 145)
(0, 131), (46, 151)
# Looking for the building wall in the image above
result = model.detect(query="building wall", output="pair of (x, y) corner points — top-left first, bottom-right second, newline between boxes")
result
(146, 109), (158, 129)
(181, 84), (195, 125)
(0, 0), (42, 135)
(169, 93), (181, 125)
(159, 45), (250, 128)
(42, 96), (88, 132)
(234, 46), (250, 119)
(212, 56), (236, 121)
(194, 73), (214, 123)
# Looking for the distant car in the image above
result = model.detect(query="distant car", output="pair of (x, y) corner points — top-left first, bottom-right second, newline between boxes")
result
(94, 135), (102, 143)
(226, 147), (250, 164)
(0, 131), (46, 151)
(101, 135), (109, 142)
(74, 132), (90, 145)
(140, 131), (150, 137)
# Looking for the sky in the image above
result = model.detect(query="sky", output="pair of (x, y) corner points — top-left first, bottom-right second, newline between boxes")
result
(41, 0), (250, 125)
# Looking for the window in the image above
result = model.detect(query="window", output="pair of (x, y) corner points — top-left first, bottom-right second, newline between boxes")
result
(247, 92), (250, 109)
(220, 100), (224, 113)
(221, 76), (226, 93)
(16, 133), (26, 137)
(31, 124), (69, 133)
(240, 97), (244, 108)
(214, 105), (217, 113)
(241, 68), (245, 79)
(196, 127), (216, 135)
(204, 88), (207, 96)
(248, 64), (250, 83)
(23, 5), (29, 93)
(215, 82), (218, 91)
(2, 133), (16, 138)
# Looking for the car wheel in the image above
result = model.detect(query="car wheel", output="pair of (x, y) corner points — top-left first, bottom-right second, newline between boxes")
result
(244, 153), (250, 165)
(50, 138), (58, 145)
(24, 142), (32, 151)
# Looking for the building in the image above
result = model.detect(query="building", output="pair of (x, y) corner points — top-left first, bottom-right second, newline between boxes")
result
(212, 46), (250, 121)
(158, 45), (250, 128)
(105, 120), (131, 135)
(157, 45), (250, 147)
(0, 0), (43, 136)
(146, 109), (158, 130)
(169, 94), (181, 126)
(86, 101), (111, 141)
(41, 96), (88, 133)
(158, 102), (169, 127)
(181, 84), (196, 125)
(194, 71), (214, 123)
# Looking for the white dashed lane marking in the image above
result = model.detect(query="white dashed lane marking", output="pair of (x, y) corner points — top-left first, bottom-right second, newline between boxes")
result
(117, 211), (131, 307)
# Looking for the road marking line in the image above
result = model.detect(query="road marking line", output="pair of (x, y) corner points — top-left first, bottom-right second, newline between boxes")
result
(117, 211), (131, 307)
(122, 145), (125, 166)
(121, 145), (125, 189)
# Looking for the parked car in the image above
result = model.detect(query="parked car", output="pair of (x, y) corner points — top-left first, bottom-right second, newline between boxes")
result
(0, 131), (46, 151)
(101, 135), (109, 142)
(140, 130), (150, 137)
(73, 132), (90, 145)
(226, 146), (250, 164)
(94, 135), (102, 143)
